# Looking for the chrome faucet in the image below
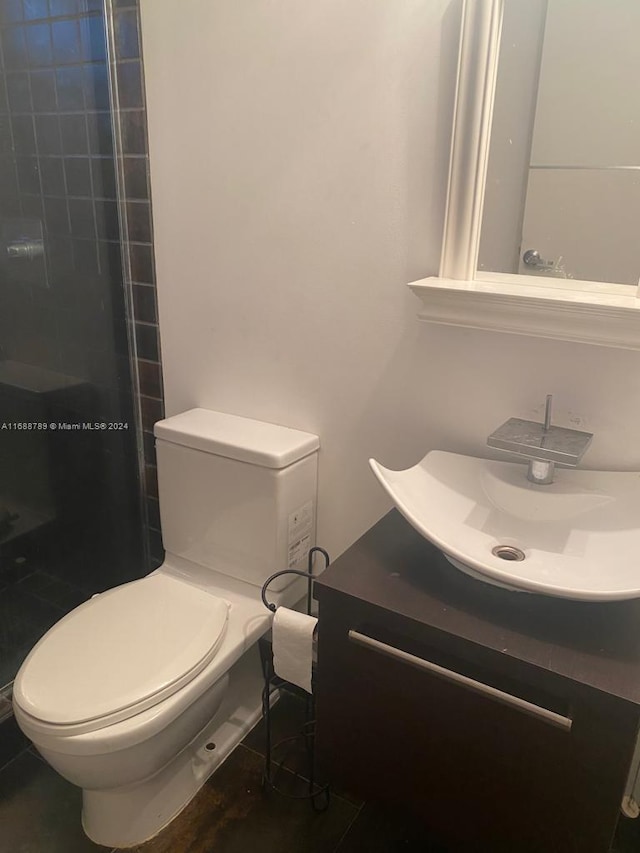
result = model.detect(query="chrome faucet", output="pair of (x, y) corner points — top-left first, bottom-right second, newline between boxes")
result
(486, 395), (593, 485)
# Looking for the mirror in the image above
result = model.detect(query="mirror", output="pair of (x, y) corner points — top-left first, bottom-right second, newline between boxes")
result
(409, 0), (640, 350)
(479, 0), (640, 286)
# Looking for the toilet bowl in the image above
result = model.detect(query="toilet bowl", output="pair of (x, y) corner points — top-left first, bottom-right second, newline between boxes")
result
(12, 409), (319, 847)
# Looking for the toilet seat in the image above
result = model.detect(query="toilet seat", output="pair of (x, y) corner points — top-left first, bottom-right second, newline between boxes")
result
(13, 574), (229, 735)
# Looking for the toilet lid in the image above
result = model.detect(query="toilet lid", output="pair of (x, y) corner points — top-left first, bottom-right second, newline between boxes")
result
(14, 574), (229, 730)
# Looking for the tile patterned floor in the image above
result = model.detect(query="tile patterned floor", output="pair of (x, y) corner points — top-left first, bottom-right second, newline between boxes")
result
(0, 692), (639, 852)
(123, 746), (357, 853)
(0, 750), (104, 853)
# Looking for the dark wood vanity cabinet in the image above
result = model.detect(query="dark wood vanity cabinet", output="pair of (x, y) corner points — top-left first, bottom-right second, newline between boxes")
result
(315, 511), (640, 853)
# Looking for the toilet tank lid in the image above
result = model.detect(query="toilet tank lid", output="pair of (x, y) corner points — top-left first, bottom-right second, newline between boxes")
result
(154, 409), (319, 469)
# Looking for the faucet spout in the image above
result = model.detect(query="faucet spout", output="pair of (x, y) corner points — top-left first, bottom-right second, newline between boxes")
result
(527, 459), (554, 485)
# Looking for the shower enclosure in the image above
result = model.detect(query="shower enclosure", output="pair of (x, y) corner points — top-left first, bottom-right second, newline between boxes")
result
(0, 0), (160, 705)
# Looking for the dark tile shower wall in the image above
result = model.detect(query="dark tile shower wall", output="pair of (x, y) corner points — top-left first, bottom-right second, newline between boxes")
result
(108, 0), (163, 568)
(0, 6), (107, 538)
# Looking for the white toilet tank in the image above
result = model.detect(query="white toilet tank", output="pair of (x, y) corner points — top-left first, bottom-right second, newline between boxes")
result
(154, 409), (319, 589)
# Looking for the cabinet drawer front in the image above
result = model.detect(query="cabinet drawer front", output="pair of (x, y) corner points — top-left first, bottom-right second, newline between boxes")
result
(316, 608), (636, 853)
(349, 629), (572, 731)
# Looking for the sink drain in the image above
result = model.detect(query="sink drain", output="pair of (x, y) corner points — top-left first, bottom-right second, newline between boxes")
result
(492, 545), (525, 562)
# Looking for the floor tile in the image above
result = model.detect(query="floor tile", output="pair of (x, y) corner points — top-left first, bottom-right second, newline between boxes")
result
(0, 751), (109, 852)
(119, 745), (358, 853)
(0, 711), (29, 771)
(0, 694), (13, 719)
(1, 714), (634, 853)
(613, 813), (640, 853)
(0, 586), (65, 686)
(18, 570), (88, 610)
(335, 802), (451, 853)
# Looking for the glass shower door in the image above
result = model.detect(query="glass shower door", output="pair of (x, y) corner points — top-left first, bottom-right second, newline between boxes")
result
(0, 0), (143, 701)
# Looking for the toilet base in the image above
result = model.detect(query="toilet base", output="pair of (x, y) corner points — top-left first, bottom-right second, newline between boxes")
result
(82, 647), (265, 848)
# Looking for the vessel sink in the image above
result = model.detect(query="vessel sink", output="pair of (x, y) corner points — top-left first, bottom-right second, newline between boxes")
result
(369, 450), (640, 601)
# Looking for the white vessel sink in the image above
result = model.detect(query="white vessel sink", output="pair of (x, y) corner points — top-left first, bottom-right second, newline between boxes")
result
(369, 450), (640, 601)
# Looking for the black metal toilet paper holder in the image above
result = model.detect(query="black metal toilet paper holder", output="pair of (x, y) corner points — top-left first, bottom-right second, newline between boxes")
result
(259, 546), (330, 811)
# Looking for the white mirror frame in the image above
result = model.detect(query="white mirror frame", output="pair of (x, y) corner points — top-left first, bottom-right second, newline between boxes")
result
(409, 0), (640, 350)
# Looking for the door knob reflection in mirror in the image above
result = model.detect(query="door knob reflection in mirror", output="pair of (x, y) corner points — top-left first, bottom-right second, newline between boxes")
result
(522, 249), (554, 270)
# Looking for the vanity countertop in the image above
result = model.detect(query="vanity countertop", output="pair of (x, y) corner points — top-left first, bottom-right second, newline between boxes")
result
(315, 509), (640, 708)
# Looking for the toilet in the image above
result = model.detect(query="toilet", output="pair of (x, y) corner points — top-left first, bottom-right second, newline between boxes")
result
(12, 408), (319, 848)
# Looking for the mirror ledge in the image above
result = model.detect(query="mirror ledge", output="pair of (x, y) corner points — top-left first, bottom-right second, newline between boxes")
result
(409, 276), (640, 350)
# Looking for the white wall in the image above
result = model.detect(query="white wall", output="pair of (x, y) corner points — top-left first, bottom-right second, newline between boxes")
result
(140, 0), (640, 562)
